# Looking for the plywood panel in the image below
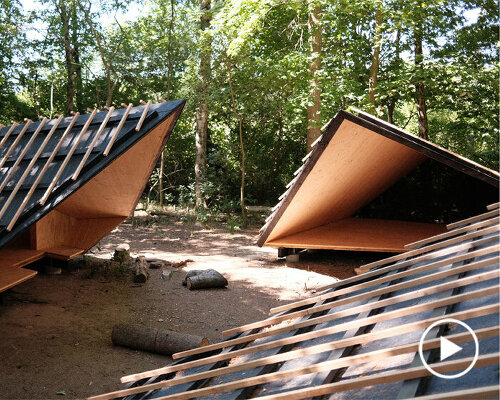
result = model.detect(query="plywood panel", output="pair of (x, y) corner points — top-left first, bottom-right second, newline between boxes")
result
(266, 119), (427, 243)
(56, 112), (177, 218)
(0, 248), (45, 267)
(265, 218), (446, 252)
(0, 265), (37, 292)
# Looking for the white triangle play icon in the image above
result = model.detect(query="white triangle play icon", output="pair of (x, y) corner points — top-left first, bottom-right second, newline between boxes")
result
(440, 336), (462, 361)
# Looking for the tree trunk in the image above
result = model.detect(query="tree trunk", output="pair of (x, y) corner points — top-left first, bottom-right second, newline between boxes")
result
(368, 1), (383, 110)
(414, 17), (429, 140)
(195, 0), (211, 209)
(71, 2), (83, 112)
(306, 3), (322, 150)
(387, 29), (400, 124)
(60, 0), (75, 116)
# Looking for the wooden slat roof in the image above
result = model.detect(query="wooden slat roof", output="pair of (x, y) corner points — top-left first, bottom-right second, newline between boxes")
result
(91, 204), (500, 400)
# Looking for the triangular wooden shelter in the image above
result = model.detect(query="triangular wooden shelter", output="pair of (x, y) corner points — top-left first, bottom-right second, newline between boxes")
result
(0, 99), (185, 292)
(258, 110), (499, 254)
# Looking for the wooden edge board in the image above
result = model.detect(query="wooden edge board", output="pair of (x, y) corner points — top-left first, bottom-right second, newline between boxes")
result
(486, 202), (499, 211)
(405, 216), (499, 250)
(447, 209), (499, 230)
(406, 386), (500, 400)
(271, 236), (496, 314)
(252, 353), (499, 400)
(93, 323), (498, 400)
(172, 268), (499, 361)
(224, 250), (498, 337)
(0, 267), (38, 293)
(356, 224), (500, 273)
(316, 234), (498, 294)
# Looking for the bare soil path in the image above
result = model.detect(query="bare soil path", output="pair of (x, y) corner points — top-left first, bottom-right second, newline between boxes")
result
(0, 212), (381, 399)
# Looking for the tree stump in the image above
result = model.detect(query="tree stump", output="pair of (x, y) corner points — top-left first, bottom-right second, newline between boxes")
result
(134, 256), (149, 283)
(113, 244), (131, 263)
(112, 324), (209, 355)
(186, 269), (228, 290)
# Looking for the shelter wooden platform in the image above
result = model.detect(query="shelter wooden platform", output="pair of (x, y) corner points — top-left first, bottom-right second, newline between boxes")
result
(0, 100), (185, 292)
(265, 217), (446, 252)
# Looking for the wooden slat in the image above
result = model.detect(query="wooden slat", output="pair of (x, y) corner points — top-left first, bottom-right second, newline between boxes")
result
(135, 100), (151, 132)
(405, 215), (499, 249)
(71, 107), (114, 182)
(0, 266), (38, 293)
(356, 224), (499, 274)
(171, 268), (498, 361)
(253, 353), (499, 400)
(103, 103), (133, 156)
(0, 122), (19, 147)
(407, 386), (499, 400)
(0, 121), (35, 188)
(447, 209), (499, 230)
(8, 115), (64, 224)
(125, 275), (497, 383)
(271, 235), (495, 315)
(44, 246), (85, 260)
(486, 202), (499, 211)
(96, 324), (498, 400)
(223, 244), (498, 336)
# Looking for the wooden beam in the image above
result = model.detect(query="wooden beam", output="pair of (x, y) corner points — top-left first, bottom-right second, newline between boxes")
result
(94, 324), (498, 400)
(103, 103), (133, 156)
(406, 386), (500, 400)
(404, 215), (499, 249)
(270, 236), (496, 315)
(355, 224), (499, 274)
(0, 120), (32, 175)
(171, 268), (498, 361)
(223, 245), (498, 336)
(123, 285), (497, 385)
(0, 119), (46, 195)
(0, 122), (19, 147)
(70, 107), (114, 182)
(486, 202), (499, 211)
(135, 100), (151, 132)
(253, 353), (499, 400)
(447, 209), (499, 230)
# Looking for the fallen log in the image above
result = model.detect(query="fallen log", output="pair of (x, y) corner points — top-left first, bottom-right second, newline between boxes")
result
(134, 256), (149, 283)
(182, 270), (204, 286)
(112, 324), (209, 356)
(186, 269), (228, 290)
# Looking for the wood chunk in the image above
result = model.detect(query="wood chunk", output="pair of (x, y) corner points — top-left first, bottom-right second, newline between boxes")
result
(186, 269), (228, 290)
(111, 324), (209, 356)
(182, 270), (204, 286)
(113, 244), (131, 263)
(134, 256), (149, 283)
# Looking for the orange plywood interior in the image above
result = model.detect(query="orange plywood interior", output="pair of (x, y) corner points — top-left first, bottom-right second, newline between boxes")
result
(265, 218), (447, 253)
(265, 119), (427, 244)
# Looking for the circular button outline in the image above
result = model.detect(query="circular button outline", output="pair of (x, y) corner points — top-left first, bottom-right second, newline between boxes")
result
(418, 318), (479, 379)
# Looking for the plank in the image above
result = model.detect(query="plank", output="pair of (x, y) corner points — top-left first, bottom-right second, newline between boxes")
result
(0, 266), (37, 293)
(447, 209), (499, 230)
(135, 100), (151, 132)
(0, 122), (19, 147)
(265, 218), (445, 253)
(92, 324), (498, 400)
(44, 246), (85, 260)
(356, 224), (499, 274)
(223, 245), (498, 336)
(404, 215), (499, 249)
(486, 202), (499, 211)
(407, 386), (499, 400)
(124, 281), (498, 384)
(270, 235), (496, 315)
(172, 268), (498, 361)
(253, 353), (499, 400)
(0, 248), (45, 268)
(0, 120), (31, 170)
(103, 103), (133, 156)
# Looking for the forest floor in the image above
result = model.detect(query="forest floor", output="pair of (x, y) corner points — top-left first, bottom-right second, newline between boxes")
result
(0, 209), (383, 399)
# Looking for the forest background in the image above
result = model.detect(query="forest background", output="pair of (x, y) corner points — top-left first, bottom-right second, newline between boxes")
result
(0, 0), (498, 225)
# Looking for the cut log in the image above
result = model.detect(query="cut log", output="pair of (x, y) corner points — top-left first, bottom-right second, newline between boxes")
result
(134, 256), (149, 283)
(112, 324), (209, 356)
(186, 269), (228, 290)
(113, 243), (131, 263)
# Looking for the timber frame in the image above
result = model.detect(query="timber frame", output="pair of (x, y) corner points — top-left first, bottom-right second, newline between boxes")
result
(0, 100), (185, 292)
(257, 110), (499, 254)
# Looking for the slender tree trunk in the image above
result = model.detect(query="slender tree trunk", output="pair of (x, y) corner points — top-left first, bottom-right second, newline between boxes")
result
(414, 14), (429, 140)
(387, 29), (400, 124)
(159, 0), (176, 207)
(226, 56), (246, 225)
(306, 2), (322, 150)
(71, 2), (82, 112)
(60, 0), (75, 116)
(368, 1), (383, 110)
(195, 0), (211, 209)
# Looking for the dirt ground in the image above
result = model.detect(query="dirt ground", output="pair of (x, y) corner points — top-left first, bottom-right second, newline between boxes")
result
(0, 212), (383, 399)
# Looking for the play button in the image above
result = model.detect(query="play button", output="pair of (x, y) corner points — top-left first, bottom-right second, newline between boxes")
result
(440, 336), (462, 361)
(419, 318), (479, 379)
